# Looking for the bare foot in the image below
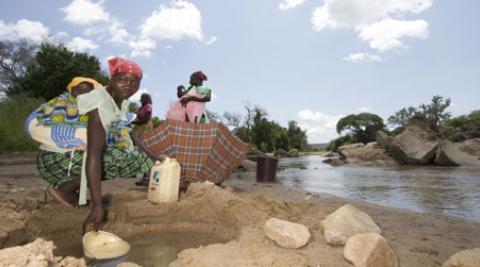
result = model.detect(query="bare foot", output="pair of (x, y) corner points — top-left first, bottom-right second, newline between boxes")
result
(46, 186), (78, 208)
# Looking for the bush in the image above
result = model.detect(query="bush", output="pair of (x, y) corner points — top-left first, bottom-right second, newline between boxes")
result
(0, 95), (43, 151)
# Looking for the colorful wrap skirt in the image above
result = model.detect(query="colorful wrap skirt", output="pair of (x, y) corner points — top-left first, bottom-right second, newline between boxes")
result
(37, 148), (153, 185)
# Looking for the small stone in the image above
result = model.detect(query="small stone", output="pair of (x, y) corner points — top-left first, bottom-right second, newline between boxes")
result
(264, 218), (311, 249)
(344, 233), (398, 267)
(321, 204), (381, 245)
(442, 248), (480, 267)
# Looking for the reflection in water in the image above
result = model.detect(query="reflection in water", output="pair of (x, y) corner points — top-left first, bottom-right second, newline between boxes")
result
(277, 155), (480, 221)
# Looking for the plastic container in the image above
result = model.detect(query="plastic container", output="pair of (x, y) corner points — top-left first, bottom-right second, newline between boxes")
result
(82, 231), (130, 261)
(148, 157), (181, 203)
(256, 156), (278, 182)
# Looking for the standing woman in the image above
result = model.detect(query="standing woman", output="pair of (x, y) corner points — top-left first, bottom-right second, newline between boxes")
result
(132, 93), (154, 135)
(166, 70), (211, 123)
(78, 57), (159, 233)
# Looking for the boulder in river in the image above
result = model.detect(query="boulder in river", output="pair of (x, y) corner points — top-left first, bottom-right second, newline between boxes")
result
(383, 118), (440, 164)
(435, 139), (480, 166)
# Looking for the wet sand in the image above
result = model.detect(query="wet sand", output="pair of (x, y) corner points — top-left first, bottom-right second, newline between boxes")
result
(1, 152), (479, 266)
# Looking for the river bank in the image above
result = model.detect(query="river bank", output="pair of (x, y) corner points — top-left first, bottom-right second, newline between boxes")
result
(1, 152), (479, 266)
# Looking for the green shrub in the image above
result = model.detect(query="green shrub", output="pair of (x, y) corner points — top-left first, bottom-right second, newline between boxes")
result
(0, 95), (43, 151)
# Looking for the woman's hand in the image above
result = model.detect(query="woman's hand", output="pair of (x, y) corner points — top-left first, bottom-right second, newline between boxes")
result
(180, 97), (191, 107)
(83, 205), (103, 234)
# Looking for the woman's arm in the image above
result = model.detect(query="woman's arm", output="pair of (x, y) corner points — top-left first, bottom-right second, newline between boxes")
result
(83, 109), (106, 234)
(177, 85), (186, 98)
(180, 91), (211, 106)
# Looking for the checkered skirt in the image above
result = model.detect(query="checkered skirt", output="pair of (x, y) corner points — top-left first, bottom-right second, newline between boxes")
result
(37, 148), (153, 185)
(139, 120), (249, 187)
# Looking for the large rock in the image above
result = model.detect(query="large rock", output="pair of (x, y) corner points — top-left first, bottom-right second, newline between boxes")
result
(324, 151), (341, 158)
(0, 238), (86, 267)
(435, 139), (480, 166)
(321, 204), (381, 245)
(388, 118), (440, 164)
(264, 218), (311, 249)
(338, 143), (365, 155)
(336, 142), (396, 166)
(322, 156), (346, 166)
(344, 233), (398, 267)
(288, 148), (299, 157)
(246, 147), (267, 161)
(376, 131), (393, 150)
(442, 248), (480, 267)
(274, 148), (291, 158)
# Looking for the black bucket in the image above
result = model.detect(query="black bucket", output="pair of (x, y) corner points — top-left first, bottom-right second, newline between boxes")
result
(256, 157), (278, 182)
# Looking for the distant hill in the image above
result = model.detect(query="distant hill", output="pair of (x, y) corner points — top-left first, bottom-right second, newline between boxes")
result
(309, 143), (329, 150)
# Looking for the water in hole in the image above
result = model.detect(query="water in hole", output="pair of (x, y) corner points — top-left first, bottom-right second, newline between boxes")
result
(54, 231), (225, 267)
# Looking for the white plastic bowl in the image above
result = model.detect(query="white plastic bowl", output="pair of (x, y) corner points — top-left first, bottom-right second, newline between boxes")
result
(82, 231), (130, 260)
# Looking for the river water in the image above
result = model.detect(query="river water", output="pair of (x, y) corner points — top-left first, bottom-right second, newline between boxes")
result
(277, 155), (480, 221)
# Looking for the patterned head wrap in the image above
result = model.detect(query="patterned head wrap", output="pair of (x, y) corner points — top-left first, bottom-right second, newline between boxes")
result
(108, 57), (143, 79)
(66, 77), (103, 92)
(192, 71), (208, 81)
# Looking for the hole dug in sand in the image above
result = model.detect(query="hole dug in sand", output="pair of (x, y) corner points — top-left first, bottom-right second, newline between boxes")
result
(21, 183), (246, 266)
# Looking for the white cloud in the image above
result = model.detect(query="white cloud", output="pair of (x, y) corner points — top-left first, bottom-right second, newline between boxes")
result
(129, 38), (156, 58)
(358, 18), (428, 52)
(108, 21), (129, 44)
(205, 36), (218, 46)
(140, 0), (204, 41)
(344, 52), (382, 63)
(62, 0), (110, 25)
(62, 0), (129, 45)
(66, 37), (98, 52)
(0, 19), (49, 43)
(133, 0), (207, 56)
(53, 31), (70, 41)
(298, 109), (343, 143)
(279, 0), (307, 10)
(311, 0), (432, 53)
(83, 18), (130, 46)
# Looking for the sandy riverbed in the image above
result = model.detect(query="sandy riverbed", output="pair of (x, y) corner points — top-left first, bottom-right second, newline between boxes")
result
(0, 152), (479, 266)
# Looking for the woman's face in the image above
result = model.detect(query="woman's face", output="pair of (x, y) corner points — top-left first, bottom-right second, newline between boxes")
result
(109, 73), (141, 101)
(71, 82), (94, 98)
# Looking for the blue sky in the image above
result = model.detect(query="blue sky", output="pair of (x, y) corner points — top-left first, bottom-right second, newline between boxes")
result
(1, 0), (479, 143)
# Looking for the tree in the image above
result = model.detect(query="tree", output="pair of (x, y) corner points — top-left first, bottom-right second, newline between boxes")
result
(387, 106), (418, 128)
(7, 42), (109, 100)
(0, 40), (37, 92)
(336, 113), (386, 144)
(243, 102), (255, 143)
(223, 111), (242, 132)
(287, 120), (308, 150)
(128, 102), (139, 113)
(205, 109), (221, 123)
(441, 110), (480, 140)
(418, 95), (451, 127)
(388, 95), (451, 128)
(152, 116), (163, 128)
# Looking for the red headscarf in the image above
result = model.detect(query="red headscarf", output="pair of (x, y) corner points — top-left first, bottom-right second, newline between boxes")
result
(192, 70), (208, 81)
(108, 57), (143, 79)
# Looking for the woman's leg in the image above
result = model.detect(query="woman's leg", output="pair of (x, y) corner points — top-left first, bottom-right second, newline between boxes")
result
(37, 149), (83, 207)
